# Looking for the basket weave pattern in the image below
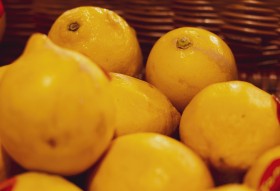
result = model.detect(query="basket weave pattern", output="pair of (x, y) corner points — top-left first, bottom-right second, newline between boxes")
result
(1, 0), (280, 93)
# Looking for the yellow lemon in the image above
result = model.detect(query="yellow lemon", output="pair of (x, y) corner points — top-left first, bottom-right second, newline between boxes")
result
(180, 81), (280, 172)
(48, 6), (143, 77)
(207, 184), (256, 191)
(146, 27), (237, 112)
(0, 33), (115, 175)
(110, 72), (180, 137)
(88, 133), (214, 191)
(0, 172), (82, 191)
(244, 146), (280, 191)
(0, 64), (8, 80)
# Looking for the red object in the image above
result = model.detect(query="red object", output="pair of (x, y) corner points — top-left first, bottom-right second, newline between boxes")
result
(0, 0), (4, 17)
(259, 158), (280, 191)
(0, 177), (16, 191)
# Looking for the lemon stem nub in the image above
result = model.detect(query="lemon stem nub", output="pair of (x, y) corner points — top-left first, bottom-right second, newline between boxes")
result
(176, 37), (192, 50)
(68, 22), (80, 32)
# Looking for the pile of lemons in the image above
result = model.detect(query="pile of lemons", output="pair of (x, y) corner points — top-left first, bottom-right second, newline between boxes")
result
(0, 6), (279, 191)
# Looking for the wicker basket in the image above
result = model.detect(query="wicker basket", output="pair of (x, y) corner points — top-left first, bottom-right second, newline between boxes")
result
(0, 0), (280, 94)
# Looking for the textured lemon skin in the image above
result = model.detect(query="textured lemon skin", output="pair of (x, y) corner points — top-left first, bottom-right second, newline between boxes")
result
(180, 81), (280, 172)
(0, 33), (115, 175)
(146, 27), (237, 112)
(110, 72), (180, 137)
(88, 133), (214, 191)
(48, 6), (143, 77)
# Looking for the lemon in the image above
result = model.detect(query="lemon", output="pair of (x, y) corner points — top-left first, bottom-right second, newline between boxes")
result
(244, 146), (280, 191)
(146, 27), (237, 112)
(207, 184), (256, 191)
(180, 81), (280, 172)
(48, 6), (143, 77)
(0, 33), (115, 175)
(110, 72), (180, 137)
(0, 172), (82, 191)
(88, 133), (214, 191)
(0, 64), (8, 80)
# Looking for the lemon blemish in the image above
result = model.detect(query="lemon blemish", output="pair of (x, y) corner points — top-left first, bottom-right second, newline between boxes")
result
(68, 22), (80, 32)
